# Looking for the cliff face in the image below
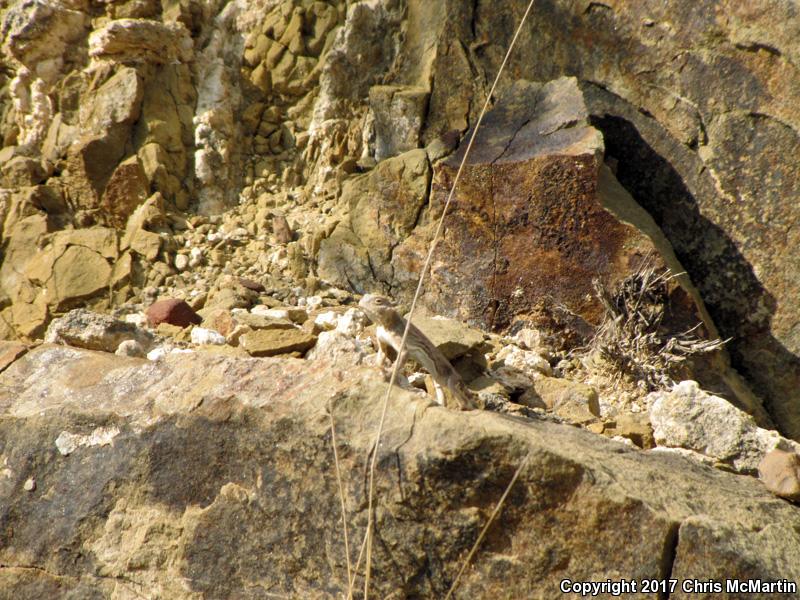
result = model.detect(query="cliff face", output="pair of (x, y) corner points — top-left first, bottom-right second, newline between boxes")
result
(2, 1), (800, 596)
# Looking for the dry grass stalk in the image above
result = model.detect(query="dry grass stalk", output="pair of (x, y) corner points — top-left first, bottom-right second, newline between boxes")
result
(589, 265), (727, 391)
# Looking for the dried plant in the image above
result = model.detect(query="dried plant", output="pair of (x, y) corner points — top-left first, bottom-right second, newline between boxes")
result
(589, 265), (727, 391)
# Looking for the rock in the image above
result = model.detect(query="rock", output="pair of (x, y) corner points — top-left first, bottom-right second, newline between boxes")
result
(305, 330), (370, 367)
(45, 309), (156, 353)
(115, 339), (146, 358)
(201, 308), (237, 337)
(0, 345), (799, 597)
(369, 85), (429, 160)
(88, 19), (193, 65)
(49, 245), (112, 310)
(272, 214), (293, 243)
(495, 345), (552, 378)
(1, 156), (47, 187)
(649, 381), (800, 473)
(240, 328), (317, 357)
(145, 299), (202, 328)
(0, 342), (28, 373)
(251, 306), (307, 324)
(99, 155), (149, 229)
(66, 66), (144, 204)
(520, 376), (601, 425)
(190, 327), (226, 346)
(758, 449), (800, 502)
(230, 310), (295, 332)
(409, 315), (485, 361)
(318, 149), (431, 291)
(603, 413), (655, 449)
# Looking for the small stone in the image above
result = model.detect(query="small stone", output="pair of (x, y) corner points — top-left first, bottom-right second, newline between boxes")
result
(240, 328), (317, 357)
(146, 299), (202, 328)
(251, 305), (307, 323)
(23, 478), (36, 492)
(238, 277), (266, 293)
(758, 449), (800, 501)
(603, 413), (655, 449)
(191, 327), (227, 345)
(273, 214), (293, 243)
(520, 376), (600, 425)
(175, 253), (189, 271)
(115, 339), (145, 357)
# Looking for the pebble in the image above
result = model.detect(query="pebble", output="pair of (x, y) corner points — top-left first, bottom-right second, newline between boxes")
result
(191, 327), (227, 345)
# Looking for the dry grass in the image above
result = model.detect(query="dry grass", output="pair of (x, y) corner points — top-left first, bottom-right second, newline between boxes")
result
(588, 264), (727, 391)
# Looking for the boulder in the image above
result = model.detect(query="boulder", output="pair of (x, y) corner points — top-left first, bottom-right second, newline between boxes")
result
(0, 346), (798, 597)
(45, 309), (156, 353)
(649, 381), (800, 473)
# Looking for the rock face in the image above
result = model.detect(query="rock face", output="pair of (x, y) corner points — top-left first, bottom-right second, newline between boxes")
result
(470, 0), (800, 438)
(0, 346), (798, 598)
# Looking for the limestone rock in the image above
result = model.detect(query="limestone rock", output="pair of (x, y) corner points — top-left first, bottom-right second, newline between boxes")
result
(758, 449), (800, 502)
(408, 314), (486, 361)
(88, 19), (193, 65)
(45, 309), (155, 353)
(649, 381), (800, 473)
(240, 328), (316, 357)
(146, 299), (201, 328)
(0, 346), (798, 597)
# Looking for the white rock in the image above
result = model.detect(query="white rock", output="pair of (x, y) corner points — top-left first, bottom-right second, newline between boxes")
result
(189, 247), (204, 267)
(496, 345), (553, 377)
(55, 426), (120, 456)
(191, 327), (226, 345)
(147, 347), (168, 361)
(175, 253), (190, 271)
(123, 313), (148, 328)
(305, 330), (369, 367)
(648, 381), (800, 473)
(23, 478), (35, 492)
(335, 308), (368, 336)
(115, 339), (145, 357)
(306, 295), (324, 310)
(512, 327), (551, 358)
(314, 311), (339, 331)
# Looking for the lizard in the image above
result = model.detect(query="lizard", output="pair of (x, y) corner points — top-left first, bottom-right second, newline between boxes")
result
(358, 293), (479, 411)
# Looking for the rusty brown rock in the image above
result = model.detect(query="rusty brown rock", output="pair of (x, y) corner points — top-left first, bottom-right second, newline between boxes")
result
(146, 299), (202, 328)
(100, 155), (150, 229)
(400, 79), (667, 333)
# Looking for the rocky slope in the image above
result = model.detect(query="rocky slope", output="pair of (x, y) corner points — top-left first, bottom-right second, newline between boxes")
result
(2, 0), (800, 597)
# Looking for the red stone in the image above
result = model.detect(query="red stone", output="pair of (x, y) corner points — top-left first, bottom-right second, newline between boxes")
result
(146, 299), (201, 328)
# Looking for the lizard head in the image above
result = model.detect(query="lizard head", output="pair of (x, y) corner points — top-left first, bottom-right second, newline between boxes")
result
(358, 293), (396, 323)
